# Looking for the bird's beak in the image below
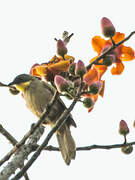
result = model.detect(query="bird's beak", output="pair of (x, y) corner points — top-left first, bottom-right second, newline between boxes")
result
(0, 81), (14, 88)
(0, 81), (20, 95)
(8, 82), (15, 86)
(0, 81), (18, 92)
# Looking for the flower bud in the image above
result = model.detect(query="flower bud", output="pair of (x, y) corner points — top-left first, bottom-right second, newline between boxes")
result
(68, 63), (76, 75)
(75, 60), (87, 77)
(9, 87), (20, 95)
(57, 39), (68, 58)
(88, 81), (103, 94)
(119, 120), (129, 136)
(103, 54), (116, 66)
(121, 145), (133, 155)
(83, 98), (94, 108)
(54, 75), (69, 93)
(74, 78), (81, 88)
(101, 17), (116, 37)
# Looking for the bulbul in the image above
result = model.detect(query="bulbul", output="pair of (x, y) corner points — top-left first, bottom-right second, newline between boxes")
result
(9, 74), (76, 165)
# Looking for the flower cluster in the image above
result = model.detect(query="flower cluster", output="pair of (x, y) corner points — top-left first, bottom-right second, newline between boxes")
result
(54, 60), (104, 112)
(30, 54), (75, 82)
(30, 17), (135, 112)
(91, 17), (135, 75)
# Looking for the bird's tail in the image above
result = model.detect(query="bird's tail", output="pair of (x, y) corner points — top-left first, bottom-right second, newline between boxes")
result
(56, 124), (76, 165)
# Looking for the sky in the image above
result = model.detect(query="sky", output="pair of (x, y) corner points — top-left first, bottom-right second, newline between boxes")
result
(0, 0), (135, 179)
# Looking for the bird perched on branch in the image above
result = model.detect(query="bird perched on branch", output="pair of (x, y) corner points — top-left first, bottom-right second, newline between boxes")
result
(8, 74), (76, 165)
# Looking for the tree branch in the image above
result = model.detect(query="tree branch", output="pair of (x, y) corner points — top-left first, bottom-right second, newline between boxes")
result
(76, 141), (135, 151)
(31, 140), (135, 152)
(0, 126), (44, 180)
(0, 124), (30, 180)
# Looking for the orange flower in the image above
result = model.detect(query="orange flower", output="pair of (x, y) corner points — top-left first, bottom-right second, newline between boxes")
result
(83, 64), (106, 88)
(83, 65), (105, 112)
(91, 32), (135, 75)
(30, 55), (75, 81)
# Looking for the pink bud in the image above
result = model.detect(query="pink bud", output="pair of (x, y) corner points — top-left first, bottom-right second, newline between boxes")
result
(57, 39), (68, 58)
(75, 60), (87, 77)
(119, 120), (129, 136)
(101, 17), (116, 37)
(54, 75), (69, 93)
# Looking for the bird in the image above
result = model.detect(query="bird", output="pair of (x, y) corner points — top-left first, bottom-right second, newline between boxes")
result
(8, 74), (76, 165)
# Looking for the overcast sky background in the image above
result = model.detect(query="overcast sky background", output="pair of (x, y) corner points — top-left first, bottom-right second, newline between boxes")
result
(0, 0), (135, 180)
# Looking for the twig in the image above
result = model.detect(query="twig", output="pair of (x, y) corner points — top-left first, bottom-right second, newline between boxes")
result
(87, 31), (135, 70)
(68, 33), (74, 39)
(11, 81), (84, 180)
(0, 124), (17, 146)
(32, 140), (135, 152)
(110, 36), (115, 46)
(124, 135), (127, 144)
(0, 124), (30, 180)
(0, 91), (59, 167)
(76, 141), (135, 151)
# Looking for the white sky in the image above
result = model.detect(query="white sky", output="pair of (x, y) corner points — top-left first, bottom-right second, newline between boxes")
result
(0, 0), (135, 179)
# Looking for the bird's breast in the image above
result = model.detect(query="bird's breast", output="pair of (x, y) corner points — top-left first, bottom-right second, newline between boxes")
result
(23, 80), (65, 125)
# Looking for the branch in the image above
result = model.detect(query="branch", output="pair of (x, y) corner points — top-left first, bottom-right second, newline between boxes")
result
(0, 91), (59, 167)
(0, 124), (30, 180)
(0, 126), (44, 180)
(87, 31), (135, 70)
(11, 81), (84, 180)
(75, 142), (135, 151)
(0, 124), (17, 146)
(31, 140), (135, 152)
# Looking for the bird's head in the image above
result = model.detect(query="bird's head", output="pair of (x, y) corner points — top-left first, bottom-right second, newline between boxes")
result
(8, 74), (37, 92)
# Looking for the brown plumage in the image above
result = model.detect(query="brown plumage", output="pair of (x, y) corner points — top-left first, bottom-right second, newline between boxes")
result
(9, 74), (76, 165)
